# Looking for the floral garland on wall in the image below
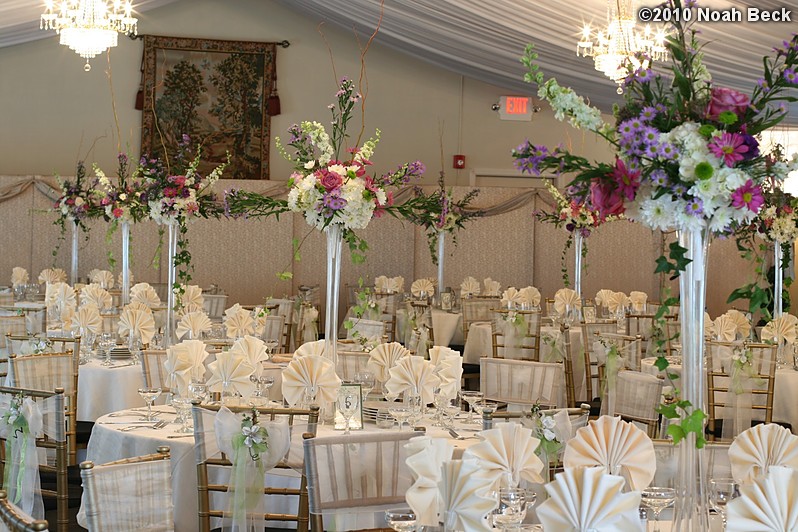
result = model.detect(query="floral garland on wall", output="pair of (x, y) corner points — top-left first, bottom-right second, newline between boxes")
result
(513, 0), (798, 446)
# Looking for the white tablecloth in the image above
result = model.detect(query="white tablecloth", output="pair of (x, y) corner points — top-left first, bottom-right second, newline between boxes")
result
(641, 357), (798, 433)
(396, 308), (464, 347)
(78, 358), (143, 421)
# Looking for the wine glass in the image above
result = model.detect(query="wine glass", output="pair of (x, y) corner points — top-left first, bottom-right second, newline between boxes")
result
(709, 478), (739, 530)
(188, 379), (208, 403)
(264, 339), (279, 359)
(388, 405), (412, 432)
(384, 508), (416, 532)
(405, 393), (423, 428)
(640, 487), (676, 532)
(337, 387), (360, 435)
(98, 332), (115, 366)
(137, 387), (162, 422)
(459, 390), (483, 424)
(249, 374), (275, 407)
(354, 371), (375, 400)
(171, 396), (194, 433)
(494, 487), (529, 529)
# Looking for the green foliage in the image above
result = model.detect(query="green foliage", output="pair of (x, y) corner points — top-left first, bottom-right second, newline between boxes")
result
(654, 242), (692, 281)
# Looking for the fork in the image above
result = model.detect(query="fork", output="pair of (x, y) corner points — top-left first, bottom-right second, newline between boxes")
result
(120, 420), (168, 432)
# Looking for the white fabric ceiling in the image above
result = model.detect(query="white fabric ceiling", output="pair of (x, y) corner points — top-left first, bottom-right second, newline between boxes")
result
(3, 0), (797, 123)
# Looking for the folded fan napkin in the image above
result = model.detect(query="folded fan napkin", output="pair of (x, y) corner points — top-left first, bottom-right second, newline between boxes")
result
(229, 335), (269, 377)
(628, 291), (648, 313)
(411, 278), (435, 298)
(727, 466), (798, 532)
(554, 288), (582, 316)
(125, 301), (153, 314)
(70, 304), (102, 334)
(165, 339), (209, 395)
(117, 307), (156, 345)
(367, 342), (411, 382)
(207, 349), (257, 398)
(375, 275), (403, 293)
(178, 302), (204, 318)
(45, 282), (76, 311)
(563, 415), (656, 490)
(224, 310), (256, 338)
(606, 291), (630, 314)
(483, 278), (501, 297)
(80, 284), (113, 310)
(224, 303), (244, 318)
(89, 269), (113, 288)
(518, 286), (541, 307)
(537, 466), (642, 532)
(116, 270), (133, 288)
(181, 285), (204, 308)
(437, 356), (462, 402)
(428, 346), (460, 368)
(392, 276), (405, 293)
(405, 436), (455, 526)
(761, 314), (798, 345)
(281, 354), (341, 407)
(294, 340), (326, 357)
(130, 283), (161, 308)
(501, 287), (524, 307)
(724, 309), (751, 339)
(462, 423), (544, 489)
(595, 289), (614, 308)
(460, 277), (481, 297)
(11, 267), (29, 287)
(438, 459), (496, 532)
(703, 312), (714, 338)
(728, 424), (798, 484)
(385, 355), (440, 404)
(39, 268), (67, 285)
(713, 314), (738, 342)
(176, 311), (213, 340)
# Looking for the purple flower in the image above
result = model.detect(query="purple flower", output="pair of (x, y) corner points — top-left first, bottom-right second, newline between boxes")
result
(650, 169), (668, 187)
(640, 127), (659, 145)
(685, 198), (704, 216)
(640, 107), (658, 121)
(785, 68), (798, 84)
(322, 190), (347, 211)
(739, 134), (760, 161)
(407, 161), (426, 176)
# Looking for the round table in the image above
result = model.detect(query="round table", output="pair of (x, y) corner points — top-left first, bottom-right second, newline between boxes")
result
(78, 357), (143, 421)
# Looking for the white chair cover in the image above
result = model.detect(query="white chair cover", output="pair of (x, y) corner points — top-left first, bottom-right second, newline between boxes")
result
(480, 358), (565, 408)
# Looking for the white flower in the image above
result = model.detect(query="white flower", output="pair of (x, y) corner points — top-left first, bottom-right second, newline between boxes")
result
(242, 424), (263, 448)
(541, 415), (556, 430)
(542, 428), (556, 441)
(304, 160), (316, 170)
(119, 193), (127, 201)
(74, 196), (85, 207)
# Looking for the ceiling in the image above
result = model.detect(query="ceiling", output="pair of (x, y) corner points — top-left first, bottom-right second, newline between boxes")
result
(4, 0), (798, 123)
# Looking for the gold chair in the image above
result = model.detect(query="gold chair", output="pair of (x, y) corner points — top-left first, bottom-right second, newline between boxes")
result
(665, 320), (682, 357)
(461, 297), (499, 342)
(480, 357), (565, 409)
(0, 386), (67, 531)
(491, 309), (542, 361)
(613, 370), (664, 438)
(79, 446), (172, 531)
(192, 403), (320, 532)
(595, 332), (643, 371)
(706, 340), (777, 441)
(259, 314), (288, 353)
(139, 349), (169, 390)
(303, 430), (420, 532)
(0, 306), (46, 335)
(0, 490), (49, 532)
(579, 322), (618, 401)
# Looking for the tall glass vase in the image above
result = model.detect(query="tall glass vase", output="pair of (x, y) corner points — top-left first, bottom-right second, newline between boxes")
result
(164, 221), (179, 348)
(324, 224), (343, 371)
(573, 232), (584, 300)
(672, 227), (711, 531)
(437, 231), (445, 295)
(121, 221), (131, 305)
(70, 220), (80, 285)
(774, 242), (784, 318)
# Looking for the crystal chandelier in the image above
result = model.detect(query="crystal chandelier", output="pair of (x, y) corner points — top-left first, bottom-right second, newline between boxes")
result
(41, 0), (138, 72)
(577, 0), (667, 93)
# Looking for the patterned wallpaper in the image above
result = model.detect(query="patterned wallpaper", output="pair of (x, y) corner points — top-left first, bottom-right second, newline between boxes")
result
(0, 176), (778, 319)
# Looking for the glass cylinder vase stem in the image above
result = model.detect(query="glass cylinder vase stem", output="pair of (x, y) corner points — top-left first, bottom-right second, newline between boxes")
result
(573, 231), (584, 300)
(437, 231), (445, 295)
(672, 227), (711, 531)
(164, 221), (178, 348)
(775, 243), (784, 318)
(324, 224), (343, 371)
(70, 220), (79, 285)
(121, 221), (131, 305)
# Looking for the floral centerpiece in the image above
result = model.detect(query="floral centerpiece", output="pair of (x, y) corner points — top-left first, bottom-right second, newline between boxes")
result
(92, 153), (150, 224)
(513, 0), (798, 527)
(224, 77), (426, 367)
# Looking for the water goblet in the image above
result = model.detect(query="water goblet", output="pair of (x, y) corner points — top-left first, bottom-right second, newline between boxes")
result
(99, 332), (115, 366)
(459, 390), (483, 424)
(171, 396), (194, 433)
(640, 487), (676, 532)
(494, 487), (530, 529)
(264, 339), (279, 359)
(137, 387), (162, 422)
(384, 508), (416, 532)
(354, 371), (375, 400)
(127, 332), (141, 363)
(337, 387), (360, 435)
(388, 405), (412, 432)
(188, 379), (208, 403)
(405, 393), (423, 428)
(431, 387), (445, 426)
(442, 402), (461, 429)
(709, 478), (739, 530)
(249, 374), (275, 406)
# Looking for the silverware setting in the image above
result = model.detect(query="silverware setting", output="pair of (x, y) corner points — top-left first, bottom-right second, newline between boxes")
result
(119, 420), (169, 432)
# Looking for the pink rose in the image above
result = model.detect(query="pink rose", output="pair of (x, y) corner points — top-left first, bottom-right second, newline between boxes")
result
(112, 207), (124, 218)
(589, 179), (625, 221)
(706, 87), (750, 121)
(317, 169), (343, 191)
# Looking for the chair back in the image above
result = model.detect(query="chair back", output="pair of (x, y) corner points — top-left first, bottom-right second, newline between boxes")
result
(580, 322), (618, 401)
(706, 341), (777, 441)
(347, 319), (385, 345)
(665, 320), (681, 357)
(202, 294), (228, 321)
(491, 310), (542, 361)
(373, 292), (398, 315)
(0, 316), (28, 350)
(337, 350), (371, 381)
(614, 370), (664, 438)
(192, 403), (320, 532)
(462, 297), (499, 341)
(595, 332), (643, 371)
(0, 386), (66, 531)
(0, 307), (45, 335)
(480, 357), (565, 408)
(0, 491), (49, 532)
(79, 447), (172, 532)
(100, 313), (120, 336)
(7, 348), (78, 465)
(259, 314), (288, 353)
(302, 430), (418, 519)
(139, 349), (169, 390)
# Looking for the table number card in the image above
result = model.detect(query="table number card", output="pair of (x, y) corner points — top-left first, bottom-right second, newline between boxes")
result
(334, 383), (363, 431)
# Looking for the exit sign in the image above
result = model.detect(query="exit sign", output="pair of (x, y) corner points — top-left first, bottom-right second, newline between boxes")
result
(499, 96), (534, 121)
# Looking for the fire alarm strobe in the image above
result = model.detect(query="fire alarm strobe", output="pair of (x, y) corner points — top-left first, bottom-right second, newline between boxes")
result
(453, 155), (466, 169)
